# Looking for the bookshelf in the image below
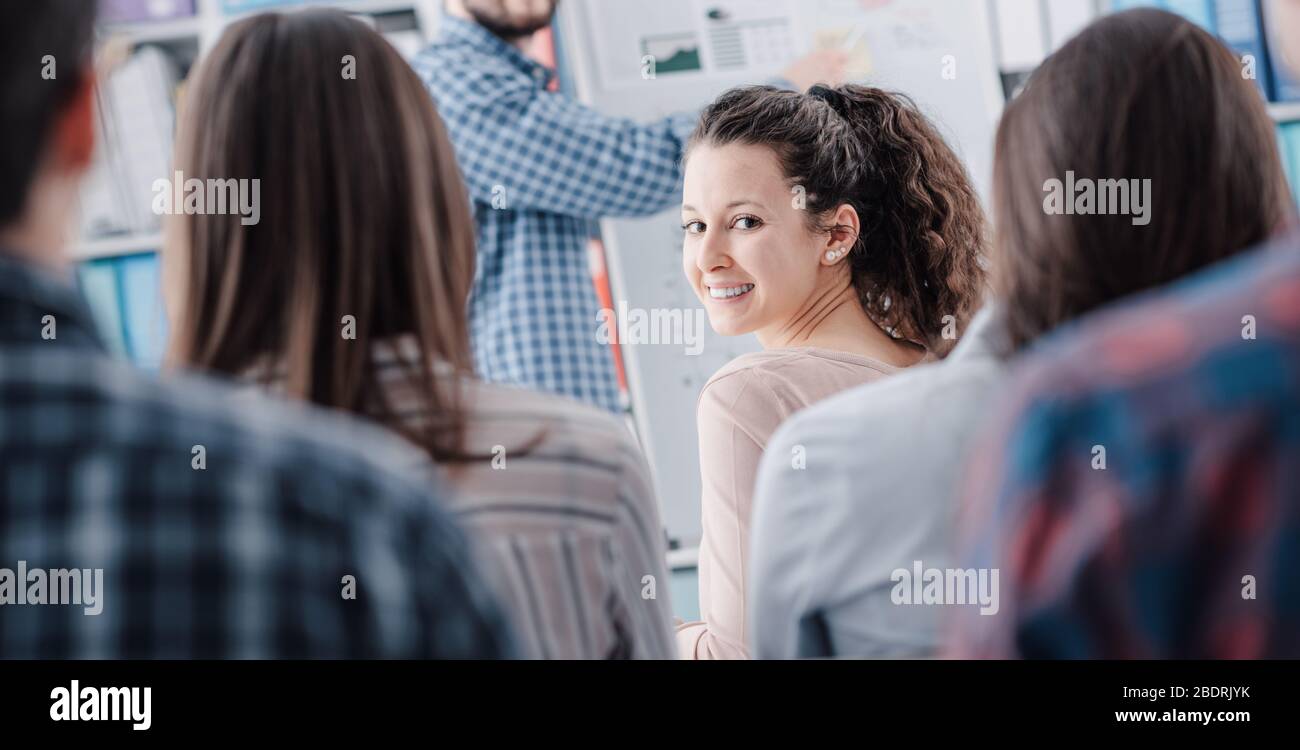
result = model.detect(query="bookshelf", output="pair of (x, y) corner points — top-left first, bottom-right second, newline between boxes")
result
(83, 0), (1297, 264)
(74, 0), (448, 367)
(75, 0), (443, 261)
(988, 0), (1300, 208)
(989, 1), (1297, 103)
(77, 232), (166, 261)
(98, 0), (441, 53)
(101, 15), (204, 45)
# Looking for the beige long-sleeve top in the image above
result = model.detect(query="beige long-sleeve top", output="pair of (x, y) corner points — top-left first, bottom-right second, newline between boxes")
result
(243, 339), (675, 659)
(675, 347), (916, 659)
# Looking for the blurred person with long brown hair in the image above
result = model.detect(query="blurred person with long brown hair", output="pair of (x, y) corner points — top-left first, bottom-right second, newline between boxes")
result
(0, 0), (512, 660)
(944, 7), (1298, 659)
(165, 9), (672, 659)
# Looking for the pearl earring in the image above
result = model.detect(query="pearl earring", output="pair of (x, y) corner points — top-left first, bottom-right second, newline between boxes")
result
(825, 249), (837, 261)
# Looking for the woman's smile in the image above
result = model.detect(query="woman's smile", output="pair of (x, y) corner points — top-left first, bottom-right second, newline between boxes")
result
(706, 283), (756, 302)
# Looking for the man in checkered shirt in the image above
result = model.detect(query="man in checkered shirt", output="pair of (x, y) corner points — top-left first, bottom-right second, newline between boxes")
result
(0, 2), (514, 659)
(417, 1), (845, 412)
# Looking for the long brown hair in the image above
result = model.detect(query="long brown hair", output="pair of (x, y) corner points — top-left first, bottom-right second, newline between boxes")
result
(993, 8), (1294, 350)
(167, 9), (478, 461)
(688, 84), (988, 356)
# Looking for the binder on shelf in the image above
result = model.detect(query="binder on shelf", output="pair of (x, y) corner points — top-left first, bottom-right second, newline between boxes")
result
(1286, 123), (1300, 205)
(78, 135), (134, 239)
(1108, 0), (1162, 12)
(1263, 0), (1300, 102)
(1102, 1), (1278, 99)
(76, 261), (130, 357)
(1212, 0), (1273, 99)
(1163, 0), (1216, 30)
(221, 0), (302, 13)
(118, 254), (169, 369)
(79, 46), (180, 242)
(1278, 126), (1294, 201)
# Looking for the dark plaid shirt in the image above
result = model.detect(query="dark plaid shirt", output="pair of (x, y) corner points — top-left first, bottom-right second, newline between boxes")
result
(0, 254), (515, 658)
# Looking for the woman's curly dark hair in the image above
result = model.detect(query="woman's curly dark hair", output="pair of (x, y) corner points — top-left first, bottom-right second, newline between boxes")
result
(688, 84), (987, 356)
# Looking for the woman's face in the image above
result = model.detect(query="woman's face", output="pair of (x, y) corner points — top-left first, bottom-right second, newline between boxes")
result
(682, 142), (845, 338)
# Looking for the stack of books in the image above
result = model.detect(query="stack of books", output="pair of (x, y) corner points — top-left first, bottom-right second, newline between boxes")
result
(1277, 123), (1300, 207)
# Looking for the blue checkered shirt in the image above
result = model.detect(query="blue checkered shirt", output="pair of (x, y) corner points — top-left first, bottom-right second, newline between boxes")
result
(0, 253), (515, 658)
(414, 15), (698, 413)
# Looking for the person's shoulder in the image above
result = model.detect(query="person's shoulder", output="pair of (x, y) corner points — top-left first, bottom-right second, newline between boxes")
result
(764, 324), (1010, 494)
(467, 378), (627, 438)
(457, 379), (659, 527)
(413, 25), (484, 67)
(708, 346), (913, 387)
(697, 352), (825, 446)
(703, 348), (838, 392)
(1012, 234), (1300, 405)
(705, 349), (764, 379)
(463, 378), (644, 470)
(700, 350), (791, 406)
(773, 356), (964, 445)
(2, 349), (437, 504)
(413, 35), (531, 94)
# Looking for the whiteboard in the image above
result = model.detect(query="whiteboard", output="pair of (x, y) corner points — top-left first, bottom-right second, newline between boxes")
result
(558, 0), (1005, 546)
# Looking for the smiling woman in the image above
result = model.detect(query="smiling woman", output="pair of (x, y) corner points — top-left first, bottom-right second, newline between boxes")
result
(680, 84), (986, 356)
(675, 83), (988, 660)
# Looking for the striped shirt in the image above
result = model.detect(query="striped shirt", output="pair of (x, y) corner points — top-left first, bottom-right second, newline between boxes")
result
(246, 339), (675, 659)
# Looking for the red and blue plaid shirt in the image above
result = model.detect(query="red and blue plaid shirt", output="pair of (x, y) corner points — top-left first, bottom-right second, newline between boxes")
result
(952, 231), (1300, 659)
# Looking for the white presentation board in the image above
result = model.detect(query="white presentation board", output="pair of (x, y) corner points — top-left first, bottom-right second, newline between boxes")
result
(558, 0), (1005, 547)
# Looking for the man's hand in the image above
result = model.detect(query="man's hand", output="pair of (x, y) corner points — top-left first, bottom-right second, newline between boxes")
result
(782, 49), (850, 92)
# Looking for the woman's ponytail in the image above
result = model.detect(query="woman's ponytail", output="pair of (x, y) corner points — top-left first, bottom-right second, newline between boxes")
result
(816, 85), (986, 355)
